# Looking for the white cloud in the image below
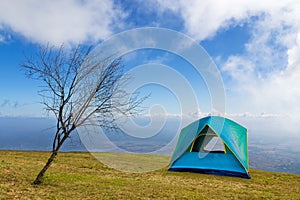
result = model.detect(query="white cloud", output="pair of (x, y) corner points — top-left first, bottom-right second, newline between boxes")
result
(214, 2), (300, 137)
(0, 33), (11, 43)
(153, 1), (300, 136)
(220, 3), (300, 116)
(0, 0), (125, 45)
(0, 35), (4, 42)
(0, 98), (43, 117)
(154, 1), (300, 111)
(154, 0), (287, 41)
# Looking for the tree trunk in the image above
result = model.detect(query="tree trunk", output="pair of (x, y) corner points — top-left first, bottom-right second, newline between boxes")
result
(33, 129), (73, 184)
(33, 151), (58, 184)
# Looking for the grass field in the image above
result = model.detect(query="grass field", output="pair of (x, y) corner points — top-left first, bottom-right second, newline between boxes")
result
(0, 151), (299, 199)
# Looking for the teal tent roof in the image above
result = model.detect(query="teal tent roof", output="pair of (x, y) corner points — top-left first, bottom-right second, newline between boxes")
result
(169, 116), (249, 177)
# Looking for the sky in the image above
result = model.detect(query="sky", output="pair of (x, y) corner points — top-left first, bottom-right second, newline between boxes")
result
(1, 0), (300, 138)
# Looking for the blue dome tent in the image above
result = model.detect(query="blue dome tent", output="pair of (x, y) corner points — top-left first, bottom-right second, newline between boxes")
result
(169, 116), (250, 178)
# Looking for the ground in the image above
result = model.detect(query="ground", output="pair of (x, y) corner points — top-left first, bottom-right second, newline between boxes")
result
(0, 151), (299, 199)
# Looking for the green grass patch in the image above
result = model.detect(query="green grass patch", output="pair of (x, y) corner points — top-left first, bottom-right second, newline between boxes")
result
(92, 152), (170, 172)
(0, 150), (299, 199)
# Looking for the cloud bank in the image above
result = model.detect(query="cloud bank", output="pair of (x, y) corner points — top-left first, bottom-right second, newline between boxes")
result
(154, 1), (300, 117)
(148, 0), (300, 136)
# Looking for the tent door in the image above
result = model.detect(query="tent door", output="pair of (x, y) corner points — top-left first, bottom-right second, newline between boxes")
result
(190, 125), (226, 153)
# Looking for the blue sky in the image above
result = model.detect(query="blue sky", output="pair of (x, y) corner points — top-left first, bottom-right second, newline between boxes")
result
(1, 1), (300, 138)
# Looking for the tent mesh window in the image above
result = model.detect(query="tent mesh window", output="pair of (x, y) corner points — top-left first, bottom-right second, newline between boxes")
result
(191, 126), (226, 153)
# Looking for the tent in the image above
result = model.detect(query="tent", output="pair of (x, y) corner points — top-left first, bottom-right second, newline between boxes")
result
(169, 116), (250, 178)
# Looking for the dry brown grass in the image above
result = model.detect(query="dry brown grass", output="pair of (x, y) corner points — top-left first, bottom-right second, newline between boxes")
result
(0, 151), (299, 199)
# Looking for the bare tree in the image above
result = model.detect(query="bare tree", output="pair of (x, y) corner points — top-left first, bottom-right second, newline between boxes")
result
(22, 44), (145, 184)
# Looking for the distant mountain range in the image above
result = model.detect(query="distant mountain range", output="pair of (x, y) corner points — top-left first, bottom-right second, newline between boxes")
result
(0, 117), (299, 175)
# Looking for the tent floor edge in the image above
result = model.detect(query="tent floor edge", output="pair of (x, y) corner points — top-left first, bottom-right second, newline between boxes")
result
(168, 167), (251, 179)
